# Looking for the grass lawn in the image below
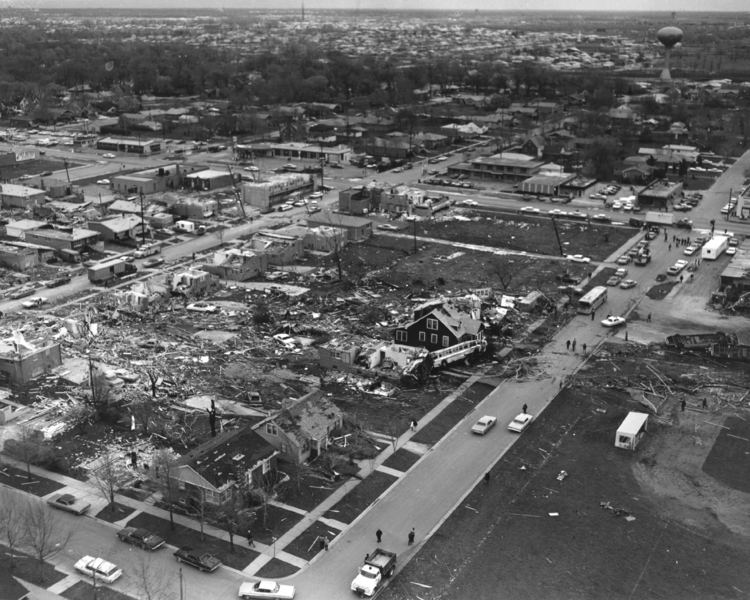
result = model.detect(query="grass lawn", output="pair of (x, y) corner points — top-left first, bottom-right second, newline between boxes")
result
(125, 511), (257, 571)
(323, 471), (397, 524)
(0, 464), (65, 497)
(62, 581), (135, 600)
(382, 449), (421, 473)
(246, 503), (305, 545)
(94, 502), (136, 524)
(0, 544), (67, 595)
(283, 519), (342, 561)
(411, 384), (487, 446)
(276, 462), (348, 513)
(255, 557), (301, 579)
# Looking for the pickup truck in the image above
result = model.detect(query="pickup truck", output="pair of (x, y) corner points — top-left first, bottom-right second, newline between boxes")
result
(351, 548), (396, 597)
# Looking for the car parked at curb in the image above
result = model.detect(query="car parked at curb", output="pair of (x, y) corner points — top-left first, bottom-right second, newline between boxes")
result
(619, 279), (637, 289)
(117, 527), (165, 551)
(601, 315), (626, 327)
(74, 556), (122, 584)
(471, 415), (497, 435)
(566, 254), (591, 263)
(508, 412), (534, 433)
(174, 547), (222, 572)
(238, 580), (296, 600)
(47, 493), (91, 515)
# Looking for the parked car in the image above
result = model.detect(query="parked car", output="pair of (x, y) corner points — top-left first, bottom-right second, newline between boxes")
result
(460, 199), (479, 207)
(676, 218), (693, 230)
(519, 206), (540, 214)
(47, 493), (91, 515)
(566, 254), (591, 263)
(96, 179), (111, 185)
(601, 316), (626, 327)
(667, 260), (689, 275)
(45, 275), (71, 288)
(21, 296), (48, 309)
(10, 287), (35, 300)
(589, 193), (607, 201)
(616, 255), (631, 265)
(619, 279), (637, 289)
(508, 413), (534, 433)
(102, 153), (116, 159)
(683, 245), (698, 256)
(729, 237), (740, 247)
(74, 556), (123, 584)
(614, 268), (628, 278)
(186, 302), (219, 313)
(173, 547), (222, 572)
(377, 223), (400, 231)
(471, 415), (497, 435)
(726, 247), (737, 256)
(606, 275), (622, 287)
(238, 580), (296, 600)
(143, 257), (165, 268)
(117, 527), (165, 551)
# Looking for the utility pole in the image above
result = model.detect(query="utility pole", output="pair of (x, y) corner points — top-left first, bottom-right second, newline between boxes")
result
(412, 219), (417, 254)
(139, 191), (147, 245)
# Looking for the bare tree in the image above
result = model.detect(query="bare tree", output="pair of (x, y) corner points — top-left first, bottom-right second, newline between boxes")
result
(7, 426), (45, 477)
(211, 490), (246, 552)
(132, 552), (177, 600)
(23, 501), (72, 581)
(153, 449), (180, 530)
(188, 487), (209, 542)
(90, 449), (123, 511)
(0, 488), (26, 571)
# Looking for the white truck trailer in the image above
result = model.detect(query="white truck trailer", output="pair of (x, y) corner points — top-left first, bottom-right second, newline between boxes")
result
(701, 235), (729, 260)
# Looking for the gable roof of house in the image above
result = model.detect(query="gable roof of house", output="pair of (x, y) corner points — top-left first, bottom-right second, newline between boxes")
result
(406, 300), (482, 339)
(175, 426), (278, 490)
(274, 390), (343, 442)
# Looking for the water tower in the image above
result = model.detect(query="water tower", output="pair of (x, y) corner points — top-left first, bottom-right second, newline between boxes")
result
(657, 26), (683, 80)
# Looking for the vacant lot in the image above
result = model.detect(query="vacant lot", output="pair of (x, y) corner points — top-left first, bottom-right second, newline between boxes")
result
(381, 351), (750, 600)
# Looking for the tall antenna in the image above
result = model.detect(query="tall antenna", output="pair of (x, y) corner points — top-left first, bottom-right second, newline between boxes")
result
(301, 0), (305, 21)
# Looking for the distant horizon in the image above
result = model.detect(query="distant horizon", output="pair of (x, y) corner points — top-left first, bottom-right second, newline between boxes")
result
(15, 2), (750, 14)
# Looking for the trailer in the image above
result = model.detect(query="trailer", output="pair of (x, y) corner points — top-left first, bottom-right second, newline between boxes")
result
(644, 211), (674, 226)
(701, 235), (728, 260)
(351, 548), (396, 597)
(87, 257), (137, 285)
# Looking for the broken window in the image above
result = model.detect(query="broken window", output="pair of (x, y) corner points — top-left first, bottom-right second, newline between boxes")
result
(418, 331), (426, 342)
(426, 318), (438, 330)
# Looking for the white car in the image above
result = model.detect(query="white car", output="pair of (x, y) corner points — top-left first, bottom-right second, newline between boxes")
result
(611, 201), (622, 210)
(21, 296), (48, 309)
(601, 315), (626, 327)
(667, 260), (689, 276)
(460, 199), (479, 207)
(102, 153), (116, 159)
(726, 246), (737, 256)
(508, 413), (534, 433)
(471, 415), (497, 435)
(520, 206), (540, 214)
(566, 254), (591, 263)
(96, 179), (110, 185)
(74, 556), (123, 584)
(619, 279), (637, 289)
(377, 223), (400, 231)
(186, 302), (219, 313)
(683, 246), (698, 256)
(239, 580), (296, 600)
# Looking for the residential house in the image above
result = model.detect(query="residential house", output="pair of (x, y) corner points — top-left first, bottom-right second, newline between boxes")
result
(448, 153), (544, 183)
(202, 249), (268, 281)
(169, 268), (215, 295)
(0, 184), (47, 210)
(306, 211), (373, 242)
(0, 332), (62, 386)
(255, 389), (344, 464)
(24, 226), (100, 252)
(0, 243), (38, 271)
(393, 299), (483, 352)
(171, 426), (279, 506)
(338, 186), (383, 216)
(87, 216), (147, 243)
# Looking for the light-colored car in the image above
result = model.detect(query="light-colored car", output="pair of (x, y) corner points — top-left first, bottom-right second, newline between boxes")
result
(614, 268), (628, 278)
(606, 275), (621, 287)
(74, 556), (123, 584)
(21, 296), (48, 309)
(611, 201), (622, 210)
(667, 260), (689, 276)
(186, 302), (219, 313)
(726, 246), (737, 256)
(239, 580), (296, 600)
(566, 254), (591, 263)
(377, 223), (400, 231)
(460, 199), (479, 207)
(96, 179), (110, 185)
(471, 415), (497, 435)
(616, 255), (631, 265)
(683, 245), (698, 256)
(508, 413), (534, 433)
(102, 153), (116, 159)
(619, 279), (637, 289)
(520, 206), (540, 214)
(47, 493), (91, 515)
(601, 316), (626, 327)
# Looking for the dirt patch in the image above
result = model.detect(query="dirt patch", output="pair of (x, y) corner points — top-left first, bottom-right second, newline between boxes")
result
(94, 502), (136, 523)
(0, 543), (67, 594)
(255, 557), (300, 579)
(276, 461), (349, 512)
(283, 519), (342, 561)
(646, 281), (677, 299)
(0, 464), (65, 496)
(246, 503), (305, 545)
(62, 581), (134, 600)
(323, 471), (398, 524)
(703, 416), (750, 494)
(382, 449), (421, 473)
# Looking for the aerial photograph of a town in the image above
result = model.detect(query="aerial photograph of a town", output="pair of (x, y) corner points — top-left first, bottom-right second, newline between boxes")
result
(0, 1), (749, 599)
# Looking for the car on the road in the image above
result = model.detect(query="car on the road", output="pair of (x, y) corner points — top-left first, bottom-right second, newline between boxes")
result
(96, 179), (111, 185)
(292, 200), (306, 207)
(619, 279), (637, 289)
(726, 246), (737, 256)
(186, 302), (219, 313)
(18, 173), (33, 180)
(74, 556), (123, 584)
(47, 493), (91, 515)
(377, 223), (400, 231)
(645, 229), (658, 240)
(667, 260), (689, 276)
(611, 200), (622, 210)
(519, 206), (540, 214)
(143, 257), (164, 268)
(102, 153), (116, 158)
(471, 415), (497, 435)
(591, 213), (611, 223)
(117, 527), (165, 551)
(10, 287), (35, 300)
(238, 580), (296, 600)
(606, 275), (622, 287)
(566, 254), (591, 263)
(675, 218), (693, 230)
(601, 315), (626, 328)
(40, 170), (53, 177)
(729, 237), (739, 247)
(589, 192), (607, 201)
(683, 245), (698, 256)
(673, 203), (692, 211)
(614, 268), (628, 278)
(548, 208), (567, 217)
(46, 275), (71, 288)
(173, 547), (222, 572)
(21, 296), (48, 309)
(616, 255), (631, 265)
(277, 203), (294, 212)
(460, 199), (479, 207)
(328, 162), (343, 169)
(508, 412), (534, 433)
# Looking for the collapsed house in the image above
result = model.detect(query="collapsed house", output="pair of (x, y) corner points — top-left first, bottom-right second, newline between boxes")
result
(202, 248), (269, 281)
(0, 331), (62, 386)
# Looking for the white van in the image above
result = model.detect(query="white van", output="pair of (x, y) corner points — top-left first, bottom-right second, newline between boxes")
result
(133, 243), (161, 258)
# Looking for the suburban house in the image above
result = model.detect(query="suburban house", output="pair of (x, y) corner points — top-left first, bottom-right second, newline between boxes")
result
(255, 390), (344, 464)
(393, 299), (484, 352)
(87, 215), (148, 243)
(171, 426), (279, 505)
(24, 226), (100, 252)
(0, 184), (47, 210)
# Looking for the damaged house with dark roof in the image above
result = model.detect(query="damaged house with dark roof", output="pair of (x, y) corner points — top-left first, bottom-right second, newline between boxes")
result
(393, 298), (484, 352)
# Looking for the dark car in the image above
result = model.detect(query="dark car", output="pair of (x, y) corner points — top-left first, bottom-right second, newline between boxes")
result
(117, 527), (165, 551)
(676, 218), (693, 230)
(46, 493), (91, 515)
(173, 547), (222, 572)
(143, 257), (165, 268)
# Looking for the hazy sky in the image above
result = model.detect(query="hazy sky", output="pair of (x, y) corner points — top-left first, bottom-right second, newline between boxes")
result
(28, 0), (750, 11)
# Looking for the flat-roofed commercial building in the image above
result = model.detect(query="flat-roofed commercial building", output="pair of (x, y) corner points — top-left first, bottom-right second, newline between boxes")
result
(448, 152), (544, 183)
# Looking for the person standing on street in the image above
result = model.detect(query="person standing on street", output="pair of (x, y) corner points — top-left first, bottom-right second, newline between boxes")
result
(522, 403), (528, 414)
(247, 530), (255, 548)
(566, 339), (571, 350)
(572, 339), (577, 352)
(376, 529), (383, 543)
(408, 528), (415, 545)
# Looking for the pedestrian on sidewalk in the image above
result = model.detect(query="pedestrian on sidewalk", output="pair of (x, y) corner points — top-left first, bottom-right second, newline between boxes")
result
(582, 343), (587, 354)
(572, 339), (577, 352)
(408, 528), (415, 545)
(410, 419), (417, 431)
(376, 529), (383, 543)
(522, 403), (528, 414)
(247, 530), (255, 548)
(324, 536), (329, 551)
(566, 339), (571, 351)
